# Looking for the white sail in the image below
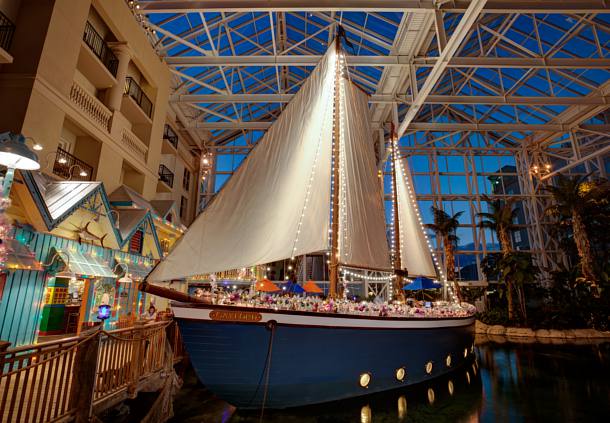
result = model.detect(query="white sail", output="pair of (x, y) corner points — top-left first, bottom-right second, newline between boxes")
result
(338, 79), (391, 270)
(147, 48), (337, 282)
(396, 158), (436, 277)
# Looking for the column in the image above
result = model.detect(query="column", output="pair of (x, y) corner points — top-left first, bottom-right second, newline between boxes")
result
(105, 43), (132, 112)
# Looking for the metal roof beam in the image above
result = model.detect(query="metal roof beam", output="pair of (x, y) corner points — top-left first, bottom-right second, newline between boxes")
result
(187, 122), (610, 131)
(171, 93), (610, 106)
(396, 0), (488, 138)
(138, 1), (609, 13)
(164, 56), (610, 69)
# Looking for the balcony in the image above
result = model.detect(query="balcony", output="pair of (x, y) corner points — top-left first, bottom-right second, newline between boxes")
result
(52, 148), (94, 181)
(78, 21), (118, 88)
(122, 77), (153, 124)
(158, 164), (174, 192)
(121, 127), (148, 164)
(69, 81), (112, 132)
(162, 124), (178, 153)
(0, 11), (15, 64)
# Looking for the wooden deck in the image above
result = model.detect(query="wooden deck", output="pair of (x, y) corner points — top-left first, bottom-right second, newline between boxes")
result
(0, 320), (184, 423)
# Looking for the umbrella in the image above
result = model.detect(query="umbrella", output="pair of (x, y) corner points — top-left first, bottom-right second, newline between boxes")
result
(402, 276), (443, 291)
(282, 281), (305, 294)
(303, 280), (323, 294)
(256, 278), (281, 292)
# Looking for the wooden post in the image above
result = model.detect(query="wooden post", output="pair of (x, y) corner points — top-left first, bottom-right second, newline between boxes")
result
(127, 320), (147, 397)
(76, 278), (91, 335)
(69, 330), (101, 423)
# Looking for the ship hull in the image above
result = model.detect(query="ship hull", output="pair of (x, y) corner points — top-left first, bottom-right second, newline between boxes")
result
(173, 304), (475, 409)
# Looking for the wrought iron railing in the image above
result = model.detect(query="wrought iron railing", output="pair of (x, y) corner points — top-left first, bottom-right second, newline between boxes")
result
(158, 164), (174, 188)
(82, 21), (118, 77)
(52, 147), (94, 181)
(124, 77), (153, 118)
(163, 124), (178, 149)
(0, 11), (15, 52)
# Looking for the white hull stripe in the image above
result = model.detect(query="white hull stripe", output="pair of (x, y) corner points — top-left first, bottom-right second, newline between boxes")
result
(173, 306), (475, 329)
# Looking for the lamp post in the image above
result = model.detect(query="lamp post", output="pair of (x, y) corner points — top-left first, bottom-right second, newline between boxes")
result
(0, 132), (41, 197)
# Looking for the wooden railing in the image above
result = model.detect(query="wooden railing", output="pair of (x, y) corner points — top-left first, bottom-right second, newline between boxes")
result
(121, 127), (148, 163)
(0, 321), (184, 423)
(69, 81), (112, 132)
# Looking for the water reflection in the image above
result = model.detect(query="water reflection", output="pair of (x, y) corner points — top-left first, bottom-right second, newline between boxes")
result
(169, 339), (610, 422)
(397, 395), (407, 420)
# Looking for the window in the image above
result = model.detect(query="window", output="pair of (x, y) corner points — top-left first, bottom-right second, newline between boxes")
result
(180, 196), (188, 220)
(129, 229), (143, 254)
(183, 168), (191, 191)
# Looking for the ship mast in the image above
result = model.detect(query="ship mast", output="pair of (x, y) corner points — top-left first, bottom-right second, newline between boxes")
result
(329, 37), (342, 298)
(390, 123), (404, 299)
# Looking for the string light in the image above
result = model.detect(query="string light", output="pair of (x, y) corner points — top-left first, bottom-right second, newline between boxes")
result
(341, 267), (396, 282)
(393, 150), (459, 304)
(290, 56), (335, 260)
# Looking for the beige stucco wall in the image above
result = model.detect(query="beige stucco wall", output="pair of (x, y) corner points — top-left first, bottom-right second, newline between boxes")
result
(0, 0), (174, 203)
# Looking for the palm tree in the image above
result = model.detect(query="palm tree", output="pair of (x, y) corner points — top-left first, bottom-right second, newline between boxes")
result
(476, 196), (519, 255)
(425, 206), (463, 301)
(477, 196), (519, 320)
(543, 174), (598, 288)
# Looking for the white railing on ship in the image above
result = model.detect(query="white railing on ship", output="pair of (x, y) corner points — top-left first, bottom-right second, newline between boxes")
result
(121, 127), (148, 163)
(69, 82), (112, 132)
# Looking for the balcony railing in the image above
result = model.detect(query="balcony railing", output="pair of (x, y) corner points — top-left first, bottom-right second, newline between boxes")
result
(125, 77), (153, 119)
(163, 124), (179, 149)
(0, 11), (15, 51)
(158, 164), (174, 188)
(69, 81), (112, 132)
(83, 21), (118, 77)
(52, 148), (94, 181)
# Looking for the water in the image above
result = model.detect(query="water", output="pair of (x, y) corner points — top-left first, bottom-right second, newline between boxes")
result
(170, 339), (610, 422)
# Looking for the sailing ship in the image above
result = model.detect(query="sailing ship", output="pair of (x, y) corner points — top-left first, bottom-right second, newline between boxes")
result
(142, 38), (475, 409)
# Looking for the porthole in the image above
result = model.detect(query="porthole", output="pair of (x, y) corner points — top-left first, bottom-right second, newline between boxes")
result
(425, 361), (433, 374)
(463, 348), (468, 358)
(445, 354), (452, 367)
(427, 388), (435, 404)
(359, 372), (371, 388)
(395, 367), (406, 382)
(448, 380), (454, 396)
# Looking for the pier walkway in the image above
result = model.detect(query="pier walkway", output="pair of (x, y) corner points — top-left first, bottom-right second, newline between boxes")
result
(0, 320), (185, 423)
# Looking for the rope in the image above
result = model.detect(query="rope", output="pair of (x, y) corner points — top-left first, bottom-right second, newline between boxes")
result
(245, 320), (277, 413)
(259, 321), (276, 423)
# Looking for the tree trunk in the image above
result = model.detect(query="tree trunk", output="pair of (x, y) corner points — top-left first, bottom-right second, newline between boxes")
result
(444, 237), (462, 302)
(498, 227), (511, 256)
(572, 211), (598, 288)
(506, 280), (515, 322)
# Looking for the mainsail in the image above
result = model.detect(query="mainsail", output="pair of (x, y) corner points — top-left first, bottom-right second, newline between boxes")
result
(149, 41), (395, 283)
(148, 48), (337, 282)
(395, 158), (436, 277)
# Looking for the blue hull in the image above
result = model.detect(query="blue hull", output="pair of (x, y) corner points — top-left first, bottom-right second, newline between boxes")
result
(176, 306), (475, 409)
